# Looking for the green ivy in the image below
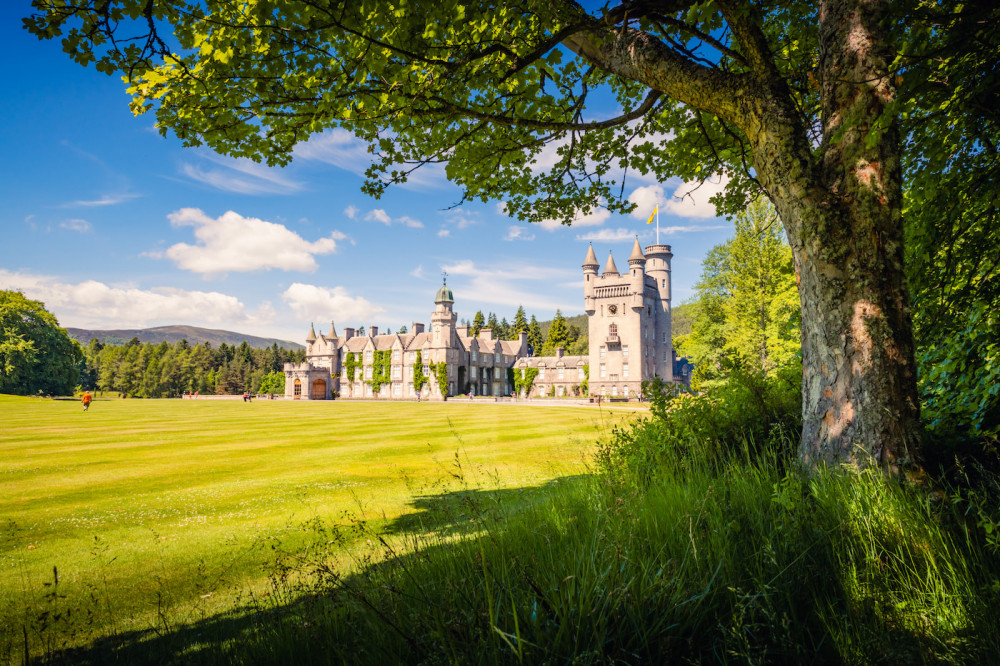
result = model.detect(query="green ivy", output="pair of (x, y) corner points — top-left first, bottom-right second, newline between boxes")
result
(581, 365), (589, 396)
(413, 350), (428, 392)
(344, 352), (359, 383)
(513, 367), (539, 397)
(368, 349), (393, 394)
(429, 361), (448, 397)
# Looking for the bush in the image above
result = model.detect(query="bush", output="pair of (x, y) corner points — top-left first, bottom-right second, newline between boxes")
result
(596, 360), (802, 484)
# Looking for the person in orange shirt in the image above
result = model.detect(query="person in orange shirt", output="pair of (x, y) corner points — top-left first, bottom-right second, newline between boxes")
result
(82, 391), (93, 411)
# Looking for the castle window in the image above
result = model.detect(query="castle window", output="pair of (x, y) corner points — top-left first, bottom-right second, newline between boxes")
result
(662, 332), (668, 343)
(664, 351), (670, 362)
(612, 385), (618, 397)
(600, 363), (606, 378)
(471, 367), (477, 379)
(472, 350), (477, 362)
(539, 367), (545, 378)
(423, 365), (430, 376)
(558, 367), (564, 379)
(365, 351), (373, 362)
(495, 352), (501, 363)
(600, 346), (606, 358)
(624, 386), (630, 398)
(662, 279), (666, 288)
(609, 323), (617, 337)
(393, 349), (400, 362)
(623, 345), (629, 358)
(623, 363), (629, 378)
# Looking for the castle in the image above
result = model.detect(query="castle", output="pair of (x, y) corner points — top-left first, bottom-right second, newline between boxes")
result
(284, 238), (689, 400)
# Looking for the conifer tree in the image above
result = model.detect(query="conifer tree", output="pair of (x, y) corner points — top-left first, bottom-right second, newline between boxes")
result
(471, 311), (485, 337)
(527, 316), (544, 355)
(512, 306), (529, 340)
(543, 310), (570, 355)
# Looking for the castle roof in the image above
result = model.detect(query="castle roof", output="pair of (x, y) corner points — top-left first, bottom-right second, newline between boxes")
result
(582, 244), (599, 268)
(603, 251), (620, 276)
(403, 331), (432, 350)
(306, 323), (317, 342)
(514, 354), (588, 369)
(327, 321), (338, 338)
(628, 237), (646, 264)
(343, 336), (369, 353)
(373, 335), (398, 351)
(434, 283), (454, 304)
(499, 339), (523, 356)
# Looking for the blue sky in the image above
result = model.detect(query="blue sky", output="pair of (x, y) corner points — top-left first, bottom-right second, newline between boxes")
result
(1, 5), (734, 344)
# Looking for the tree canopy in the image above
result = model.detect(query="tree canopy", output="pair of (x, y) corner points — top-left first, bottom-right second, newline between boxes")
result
(0, 290), (83, 396)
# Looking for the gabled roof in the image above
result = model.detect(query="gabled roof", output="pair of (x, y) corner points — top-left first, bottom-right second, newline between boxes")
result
(403, 331), (432, 350)
(373, 334), (398, 351)
(499, 339), (523, 356)
(343, 336), (369, 353)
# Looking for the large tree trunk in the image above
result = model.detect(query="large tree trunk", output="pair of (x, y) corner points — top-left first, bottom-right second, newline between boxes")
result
(754, 0), (922, 471)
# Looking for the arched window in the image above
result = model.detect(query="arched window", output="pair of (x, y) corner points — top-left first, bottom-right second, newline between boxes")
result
(609, 323), (618, 337)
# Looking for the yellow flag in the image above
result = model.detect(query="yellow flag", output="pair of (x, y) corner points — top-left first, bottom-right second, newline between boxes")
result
(646, 205), (657, 224)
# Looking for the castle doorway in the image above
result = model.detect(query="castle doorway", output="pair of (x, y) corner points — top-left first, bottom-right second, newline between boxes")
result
(457, 366), (467, 393)
(311, 379), (327, 400)
(293, 379), (302, 399)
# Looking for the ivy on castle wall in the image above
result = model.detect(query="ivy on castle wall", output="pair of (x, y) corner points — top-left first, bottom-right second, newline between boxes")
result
(413, 350), (428, 392)
(429, 361), (448, 397)
(513, 367), (539, 397)
(344, 352), (359, 382)
(581, 365), (589, 396)
(368, 349), (392, 394)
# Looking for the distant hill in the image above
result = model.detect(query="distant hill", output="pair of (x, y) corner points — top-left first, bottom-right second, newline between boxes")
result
(66, 325), (304, 350)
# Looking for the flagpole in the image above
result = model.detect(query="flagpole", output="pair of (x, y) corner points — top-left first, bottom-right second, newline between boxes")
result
(656, 205), (660, 245)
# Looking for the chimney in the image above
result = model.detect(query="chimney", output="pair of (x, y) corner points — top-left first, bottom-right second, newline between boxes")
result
(369, 325), (378, 337)
(456, 325), (469, 337)
(344, 327), (355, 340)
(518, 331), (528, 350)
(556, 347), (565, 359)
(412, 322), (425, 334)
(480, 328), (493, 341)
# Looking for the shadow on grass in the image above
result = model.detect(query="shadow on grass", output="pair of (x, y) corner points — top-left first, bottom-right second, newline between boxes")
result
(20, 475), (594, 666)
(381, 474), (591, 537)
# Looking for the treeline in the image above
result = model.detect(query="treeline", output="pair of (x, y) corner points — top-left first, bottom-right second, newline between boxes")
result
(456, 306), (588, 356)
(79, 338), (305, 398)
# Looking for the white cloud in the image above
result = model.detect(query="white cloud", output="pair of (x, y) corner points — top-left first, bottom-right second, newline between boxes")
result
(365, 209), (392, 225)
(0, 270), (274, 330)
(60, 219), (91, 232)
(160, 208), (340, 276)
(631, 174), (730, 220)
(440, 260), (578, 312)
(398, 215), (424, 229)
(437, 228), (451, 238)
(180, 154), (303, 195)
(539, 206), (611, 231)
(282, 283), (385, 322)
(504, 226), (536, 242)
(61, 193), (141, 208)
(361, 208), (423, 228)
(294, 129), (451, 191)
(344, 205), (358, 220)
(576, 228), (647, 243)
(410, 265), (425, 279)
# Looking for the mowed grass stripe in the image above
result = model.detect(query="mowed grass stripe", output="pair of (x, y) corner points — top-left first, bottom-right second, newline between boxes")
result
(0, 395), (637, 657)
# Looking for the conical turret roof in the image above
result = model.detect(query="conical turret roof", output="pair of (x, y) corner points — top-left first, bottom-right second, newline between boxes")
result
(628, 237), (646, 264)
(328, 321), (338, 338)
(603, 251), (620, 276)
(306, 323), (317, 342)
(582, 243), (599, 268)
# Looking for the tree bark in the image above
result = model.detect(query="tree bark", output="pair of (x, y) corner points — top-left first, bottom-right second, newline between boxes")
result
(751, 0), (923, 472)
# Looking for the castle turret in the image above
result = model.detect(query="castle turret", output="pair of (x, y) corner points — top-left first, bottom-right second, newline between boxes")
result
(306, 323), (317, 343)
(327, 321), (338, 339)
(583, 244), (599, 314)
(644, 244), (674, 381)
(603, 251), (620, 277)
(431, 278), (457, 344)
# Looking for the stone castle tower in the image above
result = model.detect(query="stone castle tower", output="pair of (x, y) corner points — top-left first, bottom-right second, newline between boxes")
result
(583, 238), (674, 398)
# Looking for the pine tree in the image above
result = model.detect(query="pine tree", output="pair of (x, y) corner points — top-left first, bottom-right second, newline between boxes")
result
(527, 316), (543, 355)
(512, 306), (529, 340)
(486, 312), (499, 336)
(471, 311), (485, 337)
(543, 310), (569, 355)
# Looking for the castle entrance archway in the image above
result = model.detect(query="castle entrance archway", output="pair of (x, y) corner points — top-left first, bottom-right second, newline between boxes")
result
(293, 379), (302, 399)
(311, 379), (327, 400)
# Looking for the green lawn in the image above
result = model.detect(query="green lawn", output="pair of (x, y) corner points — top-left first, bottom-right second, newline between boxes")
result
(0, 394), (637, 661)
